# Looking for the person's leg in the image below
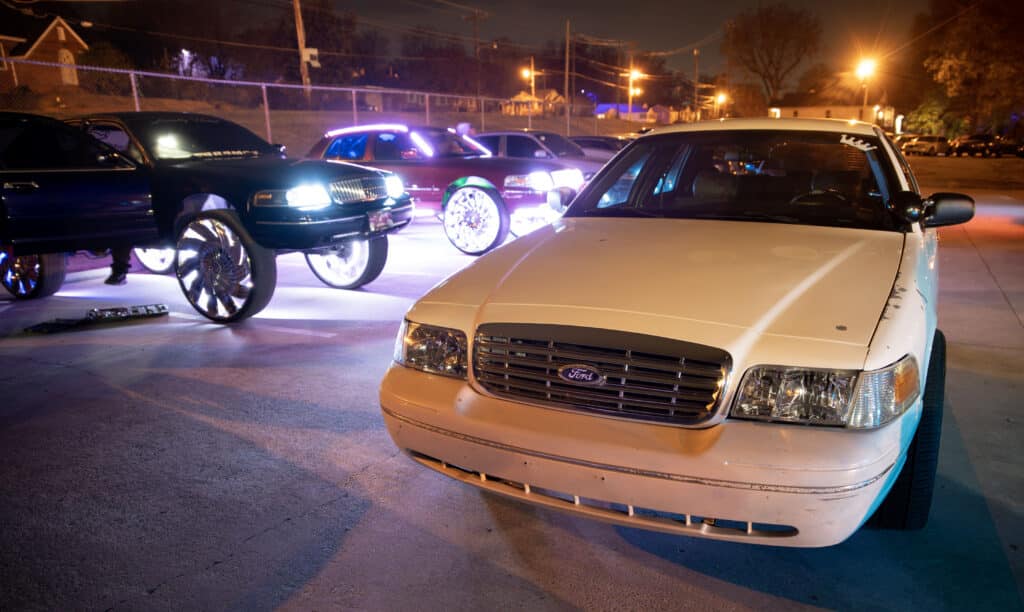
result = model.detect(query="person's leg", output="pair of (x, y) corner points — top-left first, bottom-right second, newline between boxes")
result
(105, 246), (132, 285)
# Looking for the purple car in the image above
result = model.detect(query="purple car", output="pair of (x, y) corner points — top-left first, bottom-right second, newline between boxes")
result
(307, 124), (583, 255)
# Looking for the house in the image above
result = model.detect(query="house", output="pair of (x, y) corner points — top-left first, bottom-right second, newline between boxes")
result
(1, 8), (89, 93)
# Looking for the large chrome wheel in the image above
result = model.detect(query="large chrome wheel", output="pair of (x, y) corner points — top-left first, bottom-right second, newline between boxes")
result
(174, 211), (276, 323)
(443, 187), (509, 255)
(305, 235), (388, 290)
(0, 251), (65, 299)
(133, 247), (176, 274)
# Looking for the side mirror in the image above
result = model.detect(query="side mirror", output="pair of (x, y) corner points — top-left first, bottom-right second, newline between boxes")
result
(890, 190), (926, 224)
(922, 192), (975, 227)
(533, 149), (551, 159)
(546, 186), (576, 213)
(272, 143), (287, 154)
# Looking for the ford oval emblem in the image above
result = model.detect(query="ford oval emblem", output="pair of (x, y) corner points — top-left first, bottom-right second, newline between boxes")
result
(557, 364), (606, 386)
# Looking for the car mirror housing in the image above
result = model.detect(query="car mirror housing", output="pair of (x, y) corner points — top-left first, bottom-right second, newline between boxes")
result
(891, 190), (926, 224)
(533, 149), (550, 159)
(922, 192), (975, 228)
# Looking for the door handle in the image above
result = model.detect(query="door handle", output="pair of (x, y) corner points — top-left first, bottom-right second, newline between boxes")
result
(2, 181), (39, 192)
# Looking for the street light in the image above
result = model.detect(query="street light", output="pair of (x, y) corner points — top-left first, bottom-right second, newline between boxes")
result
(627, 68), (644, 123)
(521, 57), (537, 129)
(715, 92), (728, 118)
(855, 58), (876, 119)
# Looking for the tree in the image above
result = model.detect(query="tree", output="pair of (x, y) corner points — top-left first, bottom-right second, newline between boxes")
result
(922, 0), (1024, 132)
(722, 3), (822, 103)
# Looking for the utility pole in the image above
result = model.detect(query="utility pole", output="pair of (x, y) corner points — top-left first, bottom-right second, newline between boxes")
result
(292, 0), (311, 103)
(528, 55), (535, 130)
(693, 47), (700, 121)
(564, 19), (571, 136)
(464, 8), (488, 101)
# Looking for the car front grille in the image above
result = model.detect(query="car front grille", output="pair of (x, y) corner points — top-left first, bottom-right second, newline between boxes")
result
(473, 324), (731, 426)
(329, 176), (388, 204)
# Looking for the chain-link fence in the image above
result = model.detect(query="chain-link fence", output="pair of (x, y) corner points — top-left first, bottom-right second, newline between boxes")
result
(2, 58), (642, 156)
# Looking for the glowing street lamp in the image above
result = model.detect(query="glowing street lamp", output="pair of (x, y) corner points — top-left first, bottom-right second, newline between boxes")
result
(715, 92), (728, 118)
(521, 57), (537, 129)
(855, 58), (877, 117)
(626, 68), (644, 122)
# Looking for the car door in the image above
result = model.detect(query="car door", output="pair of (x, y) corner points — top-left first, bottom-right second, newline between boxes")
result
(0, 116), (156, 254)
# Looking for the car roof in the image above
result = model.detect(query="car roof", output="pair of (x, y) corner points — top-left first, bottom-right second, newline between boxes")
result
(645, 117), (879, 138)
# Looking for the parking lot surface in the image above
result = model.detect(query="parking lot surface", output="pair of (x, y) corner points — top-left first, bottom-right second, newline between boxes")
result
(1, 192), (1023, 610)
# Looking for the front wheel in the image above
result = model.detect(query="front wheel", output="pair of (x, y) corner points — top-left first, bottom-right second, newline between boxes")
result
(869, 330), (945, 530)
(0, 251), (66, 299)
(133, 247), (176, 274)
(443, 186), (510, 255)
(174, 211), (276, 323)
(305, 235), (388, 290)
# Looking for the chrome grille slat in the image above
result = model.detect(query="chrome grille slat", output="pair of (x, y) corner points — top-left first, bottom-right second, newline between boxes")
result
(329, 176), (388, 204)
(474, 324), (731, 427)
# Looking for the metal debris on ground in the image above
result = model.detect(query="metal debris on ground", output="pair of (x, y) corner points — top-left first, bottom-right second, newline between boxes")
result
(24, 304), (169, 334)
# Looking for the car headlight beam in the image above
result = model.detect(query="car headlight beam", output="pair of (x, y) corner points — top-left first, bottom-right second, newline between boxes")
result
(286, 183), (332, 211)
(394, 320), (468, 379)
(385, 175), (405, 199)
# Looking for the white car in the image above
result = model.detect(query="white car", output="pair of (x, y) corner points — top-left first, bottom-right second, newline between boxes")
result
(381, 118), (974, 547)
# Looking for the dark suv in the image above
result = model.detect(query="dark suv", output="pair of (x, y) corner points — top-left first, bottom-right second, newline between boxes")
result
(949, 134), (1000, 157)
(1, 112), (412, 322)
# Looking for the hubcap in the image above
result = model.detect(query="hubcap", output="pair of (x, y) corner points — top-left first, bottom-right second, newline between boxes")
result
(176, 218), (253, 320)
(306, 239), (369, 287)
(0, 252), (40, 297)
(444, 187), (500, 253)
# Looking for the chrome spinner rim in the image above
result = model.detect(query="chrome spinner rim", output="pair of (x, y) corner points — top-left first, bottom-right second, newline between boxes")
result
(134, 247), (176, 274)
(443, 187), (501, 253)
(0, 252), (40, 297)
(306, 239), (370, 287)
(175, 218), (254, 320)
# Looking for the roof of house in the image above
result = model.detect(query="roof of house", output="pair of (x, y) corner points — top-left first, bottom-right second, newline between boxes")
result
(0, 7), (87, 56)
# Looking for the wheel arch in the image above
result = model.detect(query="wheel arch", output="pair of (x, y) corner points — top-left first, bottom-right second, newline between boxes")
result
(171, 193), (234, 235)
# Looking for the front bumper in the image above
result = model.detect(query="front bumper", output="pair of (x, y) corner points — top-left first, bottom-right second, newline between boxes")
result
(247, 199), (413, 250)
(380, 365), (913, 548)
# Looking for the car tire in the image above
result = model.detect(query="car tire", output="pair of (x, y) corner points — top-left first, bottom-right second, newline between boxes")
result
(304, 235), (388, 290)
(869, 329), (945, 530)
(443, 186), (510, 256)
(0, 252), (66, 299)
(133, 247), (176, 274)
(174, 210), (276, 323)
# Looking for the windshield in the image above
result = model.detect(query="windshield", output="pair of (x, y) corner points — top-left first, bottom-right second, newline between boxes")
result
(565, 130), (902, 232)
(535, 132), (586, 158)
(129, 116), (277, 160)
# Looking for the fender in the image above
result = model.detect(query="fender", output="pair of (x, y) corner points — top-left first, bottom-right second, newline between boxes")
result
(171, 194), (232, 235)
(441, 176), (501, 210)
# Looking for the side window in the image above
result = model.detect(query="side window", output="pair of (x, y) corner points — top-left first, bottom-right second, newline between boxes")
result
(507, 135), (547, 159)
(373, 132), (418, 161)
(0, 120), (109, 170)
(595, 148), (654, 208)
(86, 124), (143, 163)
(325, 134), (368, 160)
(475, 135), (500, 155)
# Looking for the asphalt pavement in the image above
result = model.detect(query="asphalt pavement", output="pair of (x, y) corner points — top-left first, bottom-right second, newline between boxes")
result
(1, 197), (1022, 610)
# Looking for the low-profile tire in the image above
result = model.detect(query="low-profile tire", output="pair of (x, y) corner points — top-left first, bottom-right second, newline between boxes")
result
(869, 330), (946, 530)
(442, 186), (510, 255)
(174, 210), (276, 323)
(133, 247), (176, 274)
(0, 251), (66, 299)
(305, 235), (388, 290)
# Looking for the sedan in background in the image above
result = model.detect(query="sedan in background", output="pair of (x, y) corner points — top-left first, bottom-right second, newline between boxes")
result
(901, 135), (949, 156)
(475, 129), (607, 177)
(307, 124), (583, 255)
(568, 135), (632, 161)
(381, 118), (974, 547)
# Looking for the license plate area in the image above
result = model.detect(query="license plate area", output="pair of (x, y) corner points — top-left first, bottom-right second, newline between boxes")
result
(368, 210), (394, 232)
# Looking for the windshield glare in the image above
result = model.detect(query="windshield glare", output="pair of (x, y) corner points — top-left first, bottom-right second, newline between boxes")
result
(565, 130), (902, 231)
(134, 117), (275, 160)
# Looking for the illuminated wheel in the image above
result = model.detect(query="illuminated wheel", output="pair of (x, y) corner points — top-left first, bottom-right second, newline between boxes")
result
(0, 251), (65, 299)
(133, 247), (176, 274)
(305, 235), (388, 290)
(443, 186), (509, 255)
(174, 211), (276, 323)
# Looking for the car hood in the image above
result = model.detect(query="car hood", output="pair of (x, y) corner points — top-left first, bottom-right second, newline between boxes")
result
(161, 156), (385, 189)
(414, 218), (904, 355)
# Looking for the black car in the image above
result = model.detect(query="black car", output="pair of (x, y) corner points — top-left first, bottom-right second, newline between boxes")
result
(948, 134), (1006, 157)
(1, 111), (412, 322)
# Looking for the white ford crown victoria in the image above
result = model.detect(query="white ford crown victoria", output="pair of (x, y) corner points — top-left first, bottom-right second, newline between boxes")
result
(380, 118), (975, 547)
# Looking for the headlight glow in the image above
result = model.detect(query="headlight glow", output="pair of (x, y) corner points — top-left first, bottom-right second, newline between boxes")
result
(394, 320), (468, 379)
(385, 175), (405, 199)
(286, 184), (333, 211)
(730, 355), (920, 428)
(551, 168), (585, 190)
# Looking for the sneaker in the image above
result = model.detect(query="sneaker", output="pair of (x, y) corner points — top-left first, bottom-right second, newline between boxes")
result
(104, 270), (128, 285)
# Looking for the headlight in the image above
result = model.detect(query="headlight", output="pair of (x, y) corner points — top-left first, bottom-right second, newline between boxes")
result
(551, 168), (585, 191)
(385, 175), (405, 199)
(394, 320), (468, 379)
(286, 184), (332, 211)
(730, 355), (920, 428)
(504, 171), (555, 192)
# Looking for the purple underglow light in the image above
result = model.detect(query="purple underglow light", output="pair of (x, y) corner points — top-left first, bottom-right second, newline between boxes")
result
(324, 123), (409, 138)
